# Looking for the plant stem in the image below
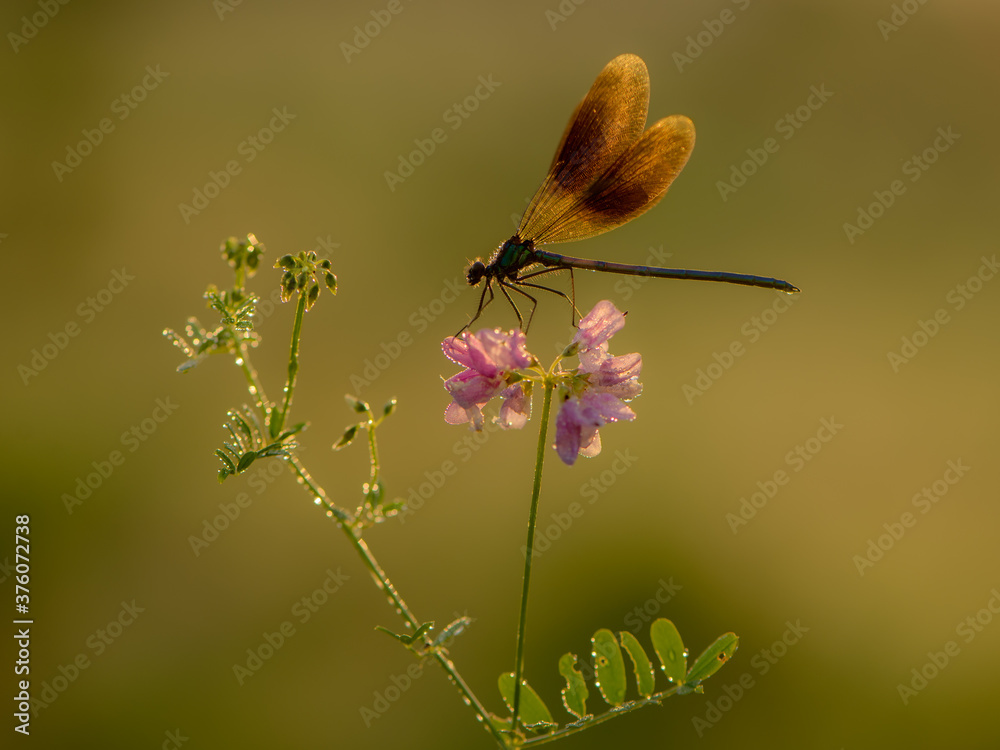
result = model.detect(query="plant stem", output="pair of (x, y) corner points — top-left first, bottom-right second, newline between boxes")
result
(231, 286), (505, 745)
(511, 380), (554, 733)
(521, 686), (680, 746)
(365, 416), (380, 513)
(285, 453), (506, 747)
(272, 292), (306, 437)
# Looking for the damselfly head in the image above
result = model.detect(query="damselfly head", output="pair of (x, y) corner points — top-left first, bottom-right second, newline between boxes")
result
(466, 260), (487, 286)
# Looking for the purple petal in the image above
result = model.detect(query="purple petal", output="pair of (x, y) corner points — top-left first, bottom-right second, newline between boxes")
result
(581, 390), (637, 423)
(444, 401), (471, 425)
(444, 369), (504, 408)
(497, 382), (531, 430)
(573, 300), (626, 350)
(554, 398), (584, 465)
(464, 332), (500, 377)
(589, 352), (643, 398)
(578, 430), (602, 458)
(477, 328), (533, 371)
(443, 402), (486, 431)
(441, 335), (475, 368)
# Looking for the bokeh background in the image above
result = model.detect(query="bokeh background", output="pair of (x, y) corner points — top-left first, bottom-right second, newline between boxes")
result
(3, 1), (999, 747)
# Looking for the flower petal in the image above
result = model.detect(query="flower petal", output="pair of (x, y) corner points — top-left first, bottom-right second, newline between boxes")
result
(589, 352), (643, 398)
(444, 369), (504, 409)
(581, 390), (637, 423)
(441, 335), (474, 368)
(444, 401), (471, 425)
(478, 328), (533, 371)
(578, 430), (602, 458)
(464, 332), (500, 377)
(573, 300), (626, 350)
(497, 382), (531, 430)
(554, 398), (584, 465)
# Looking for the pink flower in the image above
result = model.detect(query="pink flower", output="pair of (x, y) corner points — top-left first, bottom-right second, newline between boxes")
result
(554, 301), (642, 465)
(442, 328), (533, 430)
(441, 302), (641, 464)
(554, 391), (636, 465)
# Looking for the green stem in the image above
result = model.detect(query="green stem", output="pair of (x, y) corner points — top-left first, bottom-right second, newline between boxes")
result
(285, 453), (506, 747)
(521, 686), (680, 746)
(366, 417), (380, 511)
(511, 380), (554, 733)
(272, 292), (306, 437)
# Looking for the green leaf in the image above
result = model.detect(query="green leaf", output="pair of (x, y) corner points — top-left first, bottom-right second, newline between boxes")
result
(333, 424), (359, 450)
(591, 629), (626, 707)
(682, 632), (739, 694)
(382, 398), (397, 418)
(345, 394), (369, 414)
(498, 673), (556, 730)
(236, 452), (257, 472)
(650, 618), (687, 685)
(618, 631), (655, 698)
(558, 653), (589, 719)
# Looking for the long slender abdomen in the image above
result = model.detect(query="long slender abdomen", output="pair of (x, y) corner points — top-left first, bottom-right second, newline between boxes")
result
(531, 250), (799, 293)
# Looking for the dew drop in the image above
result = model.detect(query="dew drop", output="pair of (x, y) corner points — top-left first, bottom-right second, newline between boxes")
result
(235, 357), (244, 366)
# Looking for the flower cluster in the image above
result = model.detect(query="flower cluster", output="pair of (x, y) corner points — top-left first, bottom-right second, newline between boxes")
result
(442, 301), (642, 465)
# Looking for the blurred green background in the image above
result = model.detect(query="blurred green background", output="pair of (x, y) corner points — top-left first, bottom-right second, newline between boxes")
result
(3, 0), (999, 747)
